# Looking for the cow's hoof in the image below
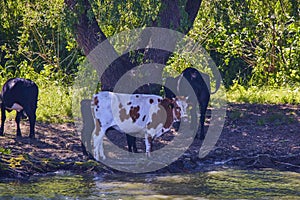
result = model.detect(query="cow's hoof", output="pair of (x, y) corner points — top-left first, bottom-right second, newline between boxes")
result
(21, 111), (27, 119)
(99, 154), (106, 160)
(173, 122), (180, 131)
(146, 152), (151, 157)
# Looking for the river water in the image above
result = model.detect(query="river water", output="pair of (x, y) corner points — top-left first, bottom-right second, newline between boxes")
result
(0, 170), (299, 199)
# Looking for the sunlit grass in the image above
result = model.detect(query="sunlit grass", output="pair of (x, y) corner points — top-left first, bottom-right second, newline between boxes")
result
(36, 83), (73, 123)
(226, 85), (300, 105)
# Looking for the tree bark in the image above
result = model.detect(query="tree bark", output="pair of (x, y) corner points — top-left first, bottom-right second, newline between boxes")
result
(65, 0), (134, 91)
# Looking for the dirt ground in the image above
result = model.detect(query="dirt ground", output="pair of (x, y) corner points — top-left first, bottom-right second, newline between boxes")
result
(0, 103), (299, 179)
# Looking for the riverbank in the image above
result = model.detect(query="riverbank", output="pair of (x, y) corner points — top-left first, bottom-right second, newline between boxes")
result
(0, 103), (299, 180)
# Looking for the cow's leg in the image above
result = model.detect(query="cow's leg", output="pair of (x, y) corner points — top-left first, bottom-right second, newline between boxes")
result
(93, 129), (106, 160)
(126, 134), (133, 152)
(126, 134), (138, 153)
(25, 107), (36, 139)
(98, 130), (106, 160)
(15, 111), (22, 137)
(29, 113), (36, 139)
(190, 103), (198, 131)
(198, 97), (209, 140)
(93, 134), (100, 160)
(132, 136), (137, 153)
(145, 134), (153, 157)
(0, 106), (6, 136)
(91, 117), (106, 160)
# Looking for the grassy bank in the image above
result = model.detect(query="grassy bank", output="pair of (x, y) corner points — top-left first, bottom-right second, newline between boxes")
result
(226, 84), (300, 105)
(1, 77), (299, 124)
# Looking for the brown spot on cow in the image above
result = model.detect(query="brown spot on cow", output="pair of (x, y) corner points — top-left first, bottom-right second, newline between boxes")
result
(119, 103), (130, 122)
(129, 106), (140, 123)
(91, 105), (101, 136)
(147, 104), (166, 130)
(127, 101), (132, 105)
(92, 119), (101, 136)
(160, 98), (175, 128)
(93, 96), (99, 106)
(147, 99), (174, 130)
(149, 99), (154, 104)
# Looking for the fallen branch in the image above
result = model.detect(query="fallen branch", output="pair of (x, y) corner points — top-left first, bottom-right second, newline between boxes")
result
(274, 161), (300, 168)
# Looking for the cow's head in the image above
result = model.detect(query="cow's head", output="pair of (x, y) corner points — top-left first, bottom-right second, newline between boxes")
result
(171, 96), (188, 131)
(159, 97), (188, 131)
(174, 96), (188, 119)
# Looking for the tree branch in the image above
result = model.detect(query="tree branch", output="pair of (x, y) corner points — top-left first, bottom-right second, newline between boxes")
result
(64, 0), (202, 92)
(64, 0), (133, 90)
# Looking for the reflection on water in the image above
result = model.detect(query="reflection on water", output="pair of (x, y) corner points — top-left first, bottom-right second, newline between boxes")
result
(0, 170), (299, 199)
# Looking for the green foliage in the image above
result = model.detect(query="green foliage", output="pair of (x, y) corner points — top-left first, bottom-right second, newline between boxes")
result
(0, 0), (79, 122)
(70, 60), (99, 121)
(1, 0), (299, 123)
(0, 147), (11, 155)
(91, 0), (161, 36)
(37, 83), (72, 123)
(192, 0), (300, 88)
(0, 0), (81, 80)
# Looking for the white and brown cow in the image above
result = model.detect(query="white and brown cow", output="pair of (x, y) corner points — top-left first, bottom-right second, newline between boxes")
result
(91, 91), (187, 160)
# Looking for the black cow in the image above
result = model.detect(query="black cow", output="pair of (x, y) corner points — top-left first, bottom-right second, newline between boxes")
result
(165, 67), (220, 139)
(0, 78), (38, 138)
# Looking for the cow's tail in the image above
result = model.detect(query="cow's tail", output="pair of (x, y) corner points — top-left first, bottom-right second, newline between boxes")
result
(210, 67), (222, 94)
(210, 76), (221, 94)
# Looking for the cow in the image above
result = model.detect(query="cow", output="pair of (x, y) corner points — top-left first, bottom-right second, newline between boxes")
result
(0, 78), (38, 138)
(164, 67), (220, 140)
(90, 91), (187, 160)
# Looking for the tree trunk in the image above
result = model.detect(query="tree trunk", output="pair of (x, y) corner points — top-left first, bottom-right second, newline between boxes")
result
(65, 0), (134, 91)
(65, 0), (202, 92)
(132, 0), (202, 94)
